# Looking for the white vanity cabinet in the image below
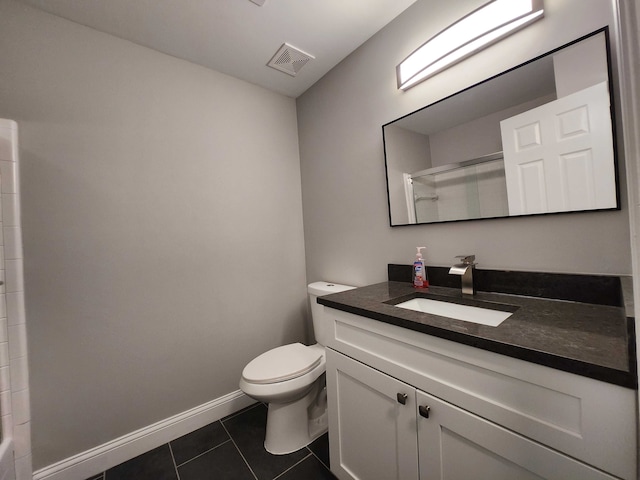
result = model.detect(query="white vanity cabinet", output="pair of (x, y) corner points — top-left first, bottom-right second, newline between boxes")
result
(325, 307), (636, 480)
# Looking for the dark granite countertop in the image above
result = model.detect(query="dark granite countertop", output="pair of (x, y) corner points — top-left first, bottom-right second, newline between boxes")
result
(318, 280), (636, 389)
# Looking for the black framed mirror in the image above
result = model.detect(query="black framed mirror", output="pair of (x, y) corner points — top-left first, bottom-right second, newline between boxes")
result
(383, 28), (619, 226)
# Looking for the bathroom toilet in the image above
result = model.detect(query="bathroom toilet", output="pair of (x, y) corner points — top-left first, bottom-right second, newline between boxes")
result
(239, 281), (355, 454)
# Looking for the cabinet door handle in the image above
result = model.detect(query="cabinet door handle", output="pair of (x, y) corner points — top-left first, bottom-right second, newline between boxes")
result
(397, 393), (408, 405)
(419, 405), (431, 418)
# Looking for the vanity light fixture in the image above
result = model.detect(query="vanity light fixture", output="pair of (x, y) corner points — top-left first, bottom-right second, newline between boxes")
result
(397, 0), (544, 90)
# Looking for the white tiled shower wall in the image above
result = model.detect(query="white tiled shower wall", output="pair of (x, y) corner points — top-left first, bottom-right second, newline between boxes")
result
(0, 119), (31, 480)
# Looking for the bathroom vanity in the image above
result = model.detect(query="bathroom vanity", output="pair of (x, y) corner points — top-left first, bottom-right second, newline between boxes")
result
(319, 273), (636, 480)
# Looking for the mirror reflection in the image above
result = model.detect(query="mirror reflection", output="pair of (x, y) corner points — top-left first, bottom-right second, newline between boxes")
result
(384, 28), (619, 226)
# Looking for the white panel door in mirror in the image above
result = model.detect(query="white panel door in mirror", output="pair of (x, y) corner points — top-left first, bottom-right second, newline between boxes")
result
(500, 81), (615, 216)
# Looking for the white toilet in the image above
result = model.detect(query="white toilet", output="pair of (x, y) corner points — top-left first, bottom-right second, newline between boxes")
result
(239, 281), (355, 454)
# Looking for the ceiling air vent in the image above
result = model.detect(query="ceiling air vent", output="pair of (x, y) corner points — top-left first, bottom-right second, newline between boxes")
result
(267, 43), (314, 77)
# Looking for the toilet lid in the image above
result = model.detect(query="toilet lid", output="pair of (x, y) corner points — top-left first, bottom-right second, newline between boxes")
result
(242, 343), (323, 384)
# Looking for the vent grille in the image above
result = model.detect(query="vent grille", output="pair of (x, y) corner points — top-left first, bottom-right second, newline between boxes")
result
(268, 43), (314, 77)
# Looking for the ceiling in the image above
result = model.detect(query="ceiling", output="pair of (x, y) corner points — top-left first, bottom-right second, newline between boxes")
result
(17, 0), (418, 98)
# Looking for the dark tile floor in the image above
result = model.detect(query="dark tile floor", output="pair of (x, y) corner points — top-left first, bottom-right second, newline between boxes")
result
(85, 403), (337, 480)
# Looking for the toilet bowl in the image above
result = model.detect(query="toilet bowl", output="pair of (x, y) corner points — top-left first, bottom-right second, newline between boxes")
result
(239, 281), (355, 455)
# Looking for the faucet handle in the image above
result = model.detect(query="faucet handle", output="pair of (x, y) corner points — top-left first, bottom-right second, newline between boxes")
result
(455, 255), (476, 265)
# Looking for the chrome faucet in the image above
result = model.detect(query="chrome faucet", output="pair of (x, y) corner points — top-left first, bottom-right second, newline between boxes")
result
(449, 255), (476, 295)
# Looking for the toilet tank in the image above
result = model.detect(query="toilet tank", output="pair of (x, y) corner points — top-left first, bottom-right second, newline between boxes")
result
(308, 282), (356, 346)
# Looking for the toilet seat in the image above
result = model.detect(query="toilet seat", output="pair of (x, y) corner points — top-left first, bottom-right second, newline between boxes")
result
(242, 343), (323, 385)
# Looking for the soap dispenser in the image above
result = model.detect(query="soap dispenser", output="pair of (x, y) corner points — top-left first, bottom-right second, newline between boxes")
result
(413, 247), (428, 289)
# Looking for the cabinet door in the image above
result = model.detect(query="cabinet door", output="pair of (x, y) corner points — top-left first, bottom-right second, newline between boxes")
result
(327, 348), (419, 480)
(416, 390), (619, 480)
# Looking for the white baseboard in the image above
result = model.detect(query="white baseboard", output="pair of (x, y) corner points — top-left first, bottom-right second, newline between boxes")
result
(33, 390), (255, 480)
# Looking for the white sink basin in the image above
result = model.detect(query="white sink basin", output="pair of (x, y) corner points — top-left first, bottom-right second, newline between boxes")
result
(394, 297), (513, 327)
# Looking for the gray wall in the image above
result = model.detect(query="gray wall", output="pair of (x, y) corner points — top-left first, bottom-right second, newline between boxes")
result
(298, 0), (632, 287)
(0, 0), (308, 469)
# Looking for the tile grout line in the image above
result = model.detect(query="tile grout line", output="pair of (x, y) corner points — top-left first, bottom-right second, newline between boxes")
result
(307, 447), (330, 472)
(220, 418), (259, 480)
(271, 453), (312, 480)
(173, 438), (233, 468)
(167, 442), (182, 480)
(220, 402), (262, 423)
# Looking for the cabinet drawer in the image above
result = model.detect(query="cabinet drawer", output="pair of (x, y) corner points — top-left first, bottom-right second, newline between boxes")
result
(327, 307), (636, 480)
